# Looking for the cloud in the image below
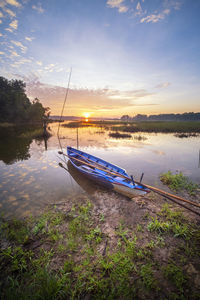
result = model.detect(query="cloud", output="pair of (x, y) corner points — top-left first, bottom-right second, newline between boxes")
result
(10, 58), (32, 67)
(10, 50), (19, 56)
(165, 0), (182, 10)
(10, 19), (18, 28)
(0, 11), (4, 18)
(44, 63), (55, 70)
(140, 9), (170, 23)
(36, 61), (42, 66)
(136, 2), (142, 11)
(15, 74), (156, 115)
(6, 19), (18, 31)
(0, 51), (5, 55)
(32, 3), (44, 14)
(5, 0), (21, 7)
(3, 7), (16, 17)
(107, 0), (128, 13)
(155, 82), (171, 89)
(134, 1), (144, 16)
(25, 36), (34, 42)
(0, 33), (3, 36)
(11, 40), (27, 53)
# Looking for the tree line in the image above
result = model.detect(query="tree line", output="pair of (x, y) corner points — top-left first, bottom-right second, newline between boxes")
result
(121, 112), (200, 122)
(0, 76), (50, 123)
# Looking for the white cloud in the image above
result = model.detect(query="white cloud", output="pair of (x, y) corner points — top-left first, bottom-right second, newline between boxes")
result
(0, 11), (4, 18)
(11, 40), (27, 53)
(6, 19), (18, 30)
(44, 63), (55, 70)
(134, 1), (144, 16)
(32, 3), (44, 14)
(6, 0), (21, 7)
(25, 36), (34, 42)
(10, 58), (32, 67)
(10, 50), (19, 56)
(36, 61), (42, 65)
(140, 9), (170, 23)
(0, 33), (3, 36)
(3, 7), (16, 17)
(165, 0), (182, 10)
(136, 2), (142, 11)
(155, 82), (171, 89)
(107, 0), (128, 13)
(0, 51), (5, 55)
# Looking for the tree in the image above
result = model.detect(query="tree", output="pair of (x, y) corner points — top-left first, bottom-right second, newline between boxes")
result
(0, 77), (48, 123)
(121, 115), (131, 121)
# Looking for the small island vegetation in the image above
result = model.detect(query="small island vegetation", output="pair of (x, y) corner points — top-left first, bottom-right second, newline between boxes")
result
(62, 119), (200, 135)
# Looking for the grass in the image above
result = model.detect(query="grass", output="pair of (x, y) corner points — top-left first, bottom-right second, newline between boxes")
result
(111, 121), (200, 133)
(61, 120), (200, 133)
(160, 171), (199, 195)
(62, 121), (92, 128)
(108, 131), (132, 139)
(0, 201), (200, 299)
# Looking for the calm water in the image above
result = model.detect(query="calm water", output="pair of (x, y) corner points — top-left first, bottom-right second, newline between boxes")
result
(0, 122), (200, 218)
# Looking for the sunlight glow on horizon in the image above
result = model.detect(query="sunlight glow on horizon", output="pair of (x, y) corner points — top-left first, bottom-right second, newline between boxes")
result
(83, 112), (91, 119)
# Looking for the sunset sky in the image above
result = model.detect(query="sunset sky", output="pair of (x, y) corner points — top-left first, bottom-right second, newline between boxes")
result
(0, 0), (200, 117)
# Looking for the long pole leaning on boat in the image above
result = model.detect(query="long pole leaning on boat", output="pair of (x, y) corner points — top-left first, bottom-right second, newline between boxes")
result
(58, 150), (200, 210)
(57, 68), (72, 137)
(57, 68), (72, 166)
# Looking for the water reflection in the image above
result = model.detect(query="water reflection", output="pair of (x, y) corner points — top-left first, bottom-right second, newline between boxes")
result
(0, 126), (50, 164)
(0, 121), (199, 218)
(67, 160), (102, 194)
(0, 128), (31, 164)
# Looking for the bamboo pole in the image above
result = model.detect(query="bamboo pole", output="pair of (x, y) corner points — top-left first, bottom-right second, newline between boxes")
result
(135, 182), (200, 209)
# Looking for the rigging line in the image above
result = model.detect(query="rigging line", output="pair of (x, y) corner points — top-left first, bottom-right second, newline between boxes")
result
(57, 68), (72, 165)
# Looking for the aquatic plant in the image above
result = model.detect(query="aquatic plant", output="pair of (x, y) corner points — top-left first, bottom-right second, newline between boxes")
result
(160, 171), (199, 195)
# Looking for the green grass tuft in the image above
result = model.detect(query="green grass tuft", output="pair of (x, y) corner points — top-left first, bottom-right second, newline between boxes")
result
(160, 171), (199, 195)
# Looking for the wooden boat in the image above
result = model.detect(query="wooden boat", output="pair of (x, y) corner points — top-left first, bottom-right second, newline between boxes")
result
(67, 146), (150, 197)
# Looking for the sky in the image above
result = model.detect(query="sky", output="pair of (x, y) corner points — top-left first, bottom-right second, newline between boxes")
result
(0, 0), (200, 118)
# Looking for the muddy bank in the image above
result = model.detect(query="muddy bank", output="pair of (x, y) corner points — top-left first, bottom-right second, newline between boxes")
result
(0, 188), (200, 300)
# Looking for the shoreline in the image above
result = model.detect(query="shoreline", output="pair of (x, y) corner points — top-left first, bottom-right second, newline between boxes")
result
(0, 187), (200, 299)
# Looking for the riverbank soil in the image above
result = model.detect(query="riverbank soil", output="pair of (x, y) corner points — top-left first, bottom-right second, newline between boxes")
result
(0, 189), (200, 299)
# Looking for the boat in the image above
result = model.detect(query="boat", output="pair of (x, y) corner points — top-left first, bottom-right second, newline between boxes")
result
(67, 146), (150, 198)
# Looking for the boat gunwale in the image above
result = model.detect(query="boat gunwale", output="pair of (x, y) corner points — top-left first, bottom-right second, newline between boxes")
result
(67, 146), (150, 193)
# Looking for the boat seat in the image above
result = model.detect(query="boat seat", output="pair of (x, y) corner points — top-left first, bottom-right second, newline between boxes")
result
(95, 168), (107, 175)
(80, 165), (92, 171)
(114, 176), (124, 181)
(70, 153), (77, 157)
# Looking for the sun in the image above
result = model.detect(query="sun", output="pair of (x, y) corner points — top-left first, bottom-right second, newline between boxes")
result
(83, 112), (90, 119)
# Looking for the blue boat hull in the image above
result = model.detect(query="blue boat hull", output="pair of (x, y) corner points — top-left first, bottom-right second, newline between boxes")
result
(67, 146), (150, 197)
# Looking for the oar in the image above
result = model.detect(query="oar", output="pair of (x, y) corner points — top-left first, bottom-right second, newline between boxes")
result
(58, 151), (200, 210)
(154, 189), (200, 217)
(134, 181), (200, 209)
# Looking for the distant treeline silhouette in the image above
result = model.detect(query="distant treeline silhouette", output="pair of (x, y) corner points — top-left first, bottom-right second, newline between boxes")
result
(0, 76), (50, 123)
(121, 113), (200, 122)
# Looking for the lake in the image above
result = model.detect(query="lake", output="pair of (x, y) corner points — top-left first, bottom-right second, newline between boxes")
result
(0, 122), (199, 218)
